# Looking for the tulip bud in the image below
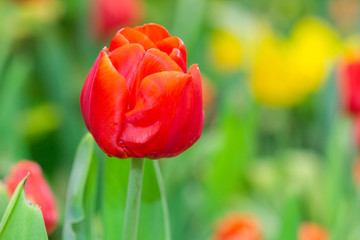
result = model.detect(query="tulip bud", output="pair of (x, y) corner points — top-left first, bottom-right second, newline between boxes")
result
(5, 160), (58, 235)
(298, 223), (329, 240)
(212, 214), (262, 240)
(80, 23), (204, 159)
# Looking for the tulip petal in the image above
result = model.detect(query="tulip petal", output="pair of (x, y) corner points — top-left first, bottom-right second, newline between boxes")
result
(119, 27), (156, 50)
(161, 65), (204, 156)
(120, 71), (192, 158)
(155, 36), (186, 57)
(187, 64), (204, 138)
(139, 48), (182, 80)
(108, 43), (145, 90)
(109, 32), (130, 52)
(134, 23), (170, 43)
(87, 50), (128, 157)
(169, 48), (187, 72)
(80, 48), (105, 130)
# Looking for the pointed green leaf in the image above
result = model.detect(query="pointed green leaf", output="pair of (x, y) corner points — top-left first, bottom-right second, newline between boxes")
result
(0, 175), (48, 240)
(63, 133), (98, 240)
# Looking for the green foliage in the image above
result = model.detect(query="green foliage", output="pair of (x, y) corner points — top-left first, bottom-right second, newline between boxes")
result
(63, 133), (98, 240)
(138, 160), (171, 240)
(0, 175), (48, 240)
(0, 182), (9, 222)
(102, 157), (130, 240)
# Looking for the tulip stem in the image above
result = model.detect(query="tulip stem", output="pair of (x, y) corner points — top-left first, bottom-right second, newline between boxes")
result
(122, 158), (145, 240)
(153, 161), (172, 240)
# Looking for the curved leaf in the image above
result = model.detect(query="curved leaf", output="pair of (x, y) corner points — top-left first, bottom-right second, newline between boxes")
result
(0, 182), (8, 221)
(63, 133), (98, 240)
(0, 175), (48, 240)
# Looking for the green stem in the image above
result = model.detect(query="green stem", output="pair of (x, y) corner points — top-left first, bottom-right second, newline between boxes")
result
(153, 161), (172, 240)
(122, 158), (145, 240)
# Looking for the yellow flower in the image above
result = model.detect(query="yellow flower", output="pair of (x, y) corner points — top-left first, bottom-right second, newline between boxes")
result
(209, 29), (242, 72)
(251, 17), (340, 107)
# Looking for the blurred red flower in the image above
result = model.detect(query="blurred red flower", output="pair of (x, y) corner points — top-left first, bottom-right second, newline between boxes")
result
(212, 214), (262, 240)
(91, 0), (144, 38)
(5, 160), (58, 235)
(338, 58), (360, 115)
(298, 223), (329, 240)
(80, 23), (204, 159)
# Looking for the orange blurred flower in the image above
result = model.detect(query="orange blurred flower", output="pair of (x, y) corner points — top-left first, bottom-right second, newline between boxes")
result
(298, 223), (329, 240)
(212, 214), (262, 240)
(202, 75), (216, 112)
(353, 155), (360, 186)
(5, 160), (58, 235)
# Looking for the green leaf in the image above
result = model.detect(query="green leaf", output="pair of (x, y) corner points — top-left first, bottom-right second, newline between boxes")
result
(102, 157), (130, 240)
(0, 54), (32, 170)
(0, 174), (48, 240)
(138, 160), (171, 240)
(102, 158), (171, 240)
(172, 0), (206, 58)
(63, 133), (98, 240)
(278, 196), (301, 240)
(0, 182), (9, 222)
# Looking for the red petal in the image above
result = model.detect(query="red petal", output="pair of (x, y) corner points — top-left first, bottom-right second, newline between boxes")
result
(160, 65), (203, 156)
(139, 48), (182, 80)
(134, 23), (170, 43)
(80, 48), (105, 130)
(169, 48), (187, 72)
(88, 50), (128, 157)
(108, 43), (145, 90)
(109, 32), (130, 52)
(186, 64), (204, 140)
(120, 71), (192, 158)
(155, 36), (186, 56)
(119, 27), (156, 50)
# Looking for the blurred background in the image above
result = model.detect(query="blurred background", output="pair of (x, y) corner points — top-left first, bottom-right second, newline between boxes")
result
(0, 0), (360, 239)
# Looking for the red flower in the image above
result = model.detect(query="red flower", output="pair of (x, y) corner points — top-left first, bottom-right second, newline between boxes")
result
(298, 223), (329, 240)
(5, 160), (58, 235)
(80, 23), (204, 159)
(213, 214), (262, 240)
(338, 58), (360, 115)
(91, 0), (144, 38)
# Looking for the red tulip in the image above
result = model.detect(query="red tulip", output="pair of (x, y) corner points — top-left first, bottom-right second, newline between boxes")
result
(80, 23), (204, 159)
(91, 0), (144, 38)
(338, 58), (360, 115)
(5, 160), (58, 235)
(212, 214), (262, 240)
(298, 223), (328, 240)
